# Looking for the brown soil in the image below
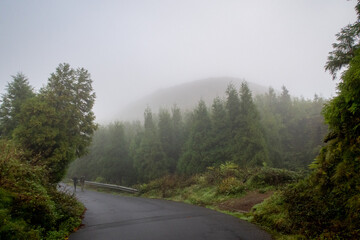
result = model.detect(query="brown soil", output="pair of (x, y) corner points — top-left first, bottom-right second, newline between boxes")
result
(217, 191), (273, 213)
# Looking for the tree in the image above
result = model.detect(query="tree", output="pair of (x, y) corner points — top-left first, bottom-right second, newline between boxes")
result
(171, 105), (184, 167)
(283, 3), (360, 237)
(225, 83), (241, 136)
(158, 108), (176, 173)
(235, 82), (269, 166)
(178, 100), (214, 175)
(178, 100), (213, 175)
(133, 107), (167, 182)
(13, 63), (97, 183)
(209, 97), (231, 165)
(325, 3), (360, 79)
(0, 73), (34, 138)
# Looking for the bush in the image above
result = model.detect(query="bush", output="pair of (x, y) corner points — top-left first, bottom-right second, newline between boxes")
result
(252, 192), (293, 234)
(0, 140), (84, 239)
(217, 176), (245, 195)
(247, 168), (301, 187)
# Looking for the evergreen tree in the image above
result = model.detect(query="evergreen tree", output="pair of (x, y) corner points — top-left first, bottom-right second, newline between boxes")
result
(134, 107), (167, 182)
(209, 97), (231, 165)
(178, 100), (213, 175)
(0, 73), (34, 138)
(235, 82), (269, 166)
(158, 108), (176, 173)
(256, 88), (284, 167)
(171, 105), (184, 166)
(13, 63), (97, 183)
(225, 83), (241, 136)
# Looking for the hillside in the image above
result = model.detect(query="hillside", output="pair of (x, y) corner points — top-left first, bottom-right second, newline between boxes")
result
(118, 77), (271, 121)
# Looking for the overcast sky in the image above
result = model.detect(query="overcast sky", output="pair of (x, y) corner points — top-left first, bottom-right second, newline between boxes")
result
(0, 0), (357, 123)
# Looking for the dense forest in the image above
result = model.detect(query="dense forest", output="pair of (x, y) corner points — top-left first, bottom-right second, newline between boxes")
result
(0, 64), (97, 239)
(68, 82), (327, 185)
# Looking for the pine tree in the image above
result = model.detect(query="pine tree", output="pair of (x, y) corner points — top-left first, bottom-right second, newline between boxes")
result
(158, 108), (176, 173)
(0, 73), (34, 138)
(134, 107), (167, 182)
(178, 100), (213, 175)
(235, 82), (270, 166)
(209, 97), (231, 165)
(171, 105), (184, 167)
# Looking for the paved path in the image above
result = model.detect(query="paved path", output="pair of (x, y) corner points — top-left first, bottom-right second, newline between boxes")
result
(68, 187), (272, 240)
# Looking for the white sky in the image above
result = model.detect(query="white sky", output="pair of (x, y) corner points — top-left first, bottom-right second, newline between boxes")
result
(0, 0), (357, 123)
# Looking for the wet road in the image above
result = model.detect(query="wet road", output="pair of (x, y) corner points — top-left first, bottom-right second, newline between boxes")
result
(68, 188), (272, 240)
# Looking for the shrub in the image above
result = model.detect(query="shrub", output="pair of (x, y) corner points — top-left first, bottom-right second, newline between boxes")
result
(217, 176), (245, 195)
(0, 140), (84, 239)
(247, 168), (301, 187)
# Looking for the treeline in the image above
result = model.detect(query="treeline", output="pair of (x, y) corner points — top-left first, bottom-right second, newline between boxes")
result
(68, 82), (327, 185)
(0, 63), (97, 239)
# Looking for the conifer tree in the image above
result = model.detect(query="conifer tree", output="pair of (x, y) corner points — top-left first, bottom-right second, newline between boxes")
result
(178, 100), (212, 175)
(0, 73), (34, 138)
(158, 108), (176, 173)
(134, 107), (167, 182)
(209, 97), (231, 165)
(235, 82), (269, 166)
(171, 105), (184, 166)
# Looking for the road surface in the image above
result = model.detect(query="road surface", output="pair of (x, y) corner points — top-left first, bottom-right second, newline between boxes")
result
(68, 187), (272, 240)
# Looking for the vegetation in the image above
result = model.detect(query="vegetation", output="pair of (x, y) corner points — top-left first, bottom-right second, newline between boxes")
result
(67, 3), (360, 239)
(68, 81), (327, 184)
(138, 163), (300, 203)
(252, 2), (360, 239)
(0, 63), (97, 239)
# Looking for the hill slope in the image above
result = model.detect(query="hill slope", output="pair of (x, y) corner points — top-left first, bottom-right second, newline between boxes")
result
(118, 77), (271, 121)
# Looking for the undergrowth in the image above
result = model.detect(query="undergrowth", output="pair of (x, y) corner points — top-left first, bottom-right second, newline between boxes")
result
(0, 140), (84, 240)
(137, 162), (304, 239)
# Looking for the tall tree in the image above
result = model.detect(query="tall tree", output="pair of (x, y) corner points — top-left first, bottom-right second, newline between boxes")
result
(235, 82), (269, 166)
(0, 73), (34, 138)
(13, 63), (97, 183)
(134, 107), (167, 182)
(178, 100), (213, 175)
(171, 105), (184, 167)
(225, 83), (241, 137)
(209, 97), (231, 165)
(158, 108), (176, 173)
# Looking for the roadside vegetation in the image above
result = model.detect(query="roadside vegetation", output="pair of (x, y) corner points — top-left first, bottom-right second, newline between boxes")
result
(0, 64), (97, 239)
(137, 163), (301, 208)
(69, 2), (360, 239)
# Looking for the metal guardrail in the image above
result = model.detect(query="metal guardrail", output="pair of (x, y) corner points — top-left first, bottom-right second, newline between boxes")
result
(85, 181), (138, 193)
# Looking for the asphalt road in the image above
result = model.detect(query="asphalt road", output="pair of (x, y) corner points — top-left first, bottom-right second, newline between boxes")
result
(68, 187), (272, 240)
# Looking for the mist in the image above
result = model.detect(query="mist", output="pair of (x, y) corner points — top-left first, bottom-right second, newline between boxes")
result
(0, 0), (357, 123)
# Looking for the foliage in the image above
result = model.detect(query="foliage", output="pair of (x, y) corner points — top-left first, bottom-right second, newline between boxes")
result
(68, 81), (326, 186)
(217, 177), (245, 195)
(0, 63), (96, 239)
(133, 107), (168, 182)
(253, 3), (360, 239)
(177, 100), (213, 175)
(0, 140), (84, 240)
(247, 168), (302, 188)
(12, 63), (97, 183)
(0, 73), (34, 138)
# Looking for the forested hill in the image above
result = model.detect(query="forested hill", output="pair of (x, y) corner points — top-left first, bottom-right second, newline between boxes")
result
(119, 77), (270, 121)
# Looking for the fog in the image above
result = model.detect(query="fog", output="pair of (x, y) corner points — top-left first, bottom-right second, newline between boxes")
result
(0, 0), (357, 123)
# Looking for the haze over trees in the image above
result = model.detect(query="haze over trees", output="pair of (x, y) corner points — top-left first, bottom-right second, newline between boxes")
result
(68, 81), (328, 185)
